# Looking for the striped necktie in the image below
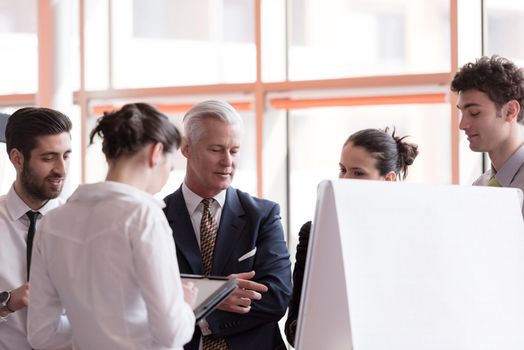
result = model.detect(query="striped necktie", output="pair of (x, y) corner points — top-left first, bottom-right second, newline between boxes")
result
(200, 198), (228, 350)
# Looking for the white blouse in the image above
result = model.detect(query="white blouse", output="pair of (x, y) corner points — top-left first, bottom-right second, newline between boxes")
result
(28, 181), (195, 350)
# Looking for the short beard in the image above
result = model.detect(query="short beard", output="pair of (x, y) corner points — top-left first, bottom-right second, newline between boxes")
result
(20, 161), (62, 202)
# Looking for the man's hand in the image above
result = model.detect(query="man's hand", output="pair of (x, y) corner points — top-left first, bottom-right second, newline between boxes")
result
(218, 271), (268, 314)
(7, 282), (30, 312)
(182, 281), (198, 308)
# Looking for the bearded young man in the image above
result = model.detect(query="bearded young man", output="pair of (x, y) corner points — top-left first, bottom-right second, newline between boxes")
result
(0, 107), (72, 350)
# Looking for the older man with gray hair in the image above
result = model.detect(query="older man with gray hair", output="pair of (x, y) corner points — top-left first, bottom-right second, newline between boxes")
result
(164, 100), (291, 350)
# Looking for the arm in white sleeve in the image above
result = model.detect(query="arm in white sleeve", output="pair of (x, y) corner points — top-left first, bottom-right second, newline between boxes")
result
(27, 224), (72, 349)
(132, 212), (195, 347)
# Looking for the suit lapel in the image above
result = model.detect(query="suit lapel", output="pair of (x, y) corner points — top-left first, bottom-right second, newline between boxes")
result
(213, 187), (246, 275)
(165, 188), (204, 275)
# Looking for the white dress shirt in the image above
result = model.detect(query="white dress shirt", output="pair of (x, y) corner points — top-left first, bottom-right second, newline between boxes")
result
(27, 181), (195, 350)
(181, 182), (226, 248)
(181, 183), (226, 348)
(0, 184), (64, 350)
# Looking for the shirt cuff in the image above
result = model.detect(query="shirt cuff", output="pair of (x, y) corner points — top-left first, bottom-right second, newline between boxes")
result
(198, 318), (212, 335)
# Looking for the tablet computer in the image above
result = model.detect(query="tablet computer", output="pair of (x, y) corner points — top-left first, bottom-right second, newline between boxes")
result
(181, 274), (237, 322)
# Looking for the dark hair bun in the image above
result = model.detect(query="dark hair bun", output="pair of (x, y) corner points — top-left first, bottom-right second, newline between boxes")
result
(89, 103), (182, 160)
(390, 128), (419, 179)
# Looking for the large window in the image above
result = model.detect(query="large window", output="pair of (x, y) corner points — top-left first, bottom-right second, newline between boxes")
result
(1, 0), (522, 277)
(0, 0), (38, 94)
(85, 0), (256, 90)
(485, 0), (524, 64)
(287, 0), (450, 80)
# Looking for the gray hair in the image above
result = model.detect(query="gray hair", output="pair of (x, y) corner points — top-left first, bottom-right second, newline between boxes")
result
(183, 100), (244, 143)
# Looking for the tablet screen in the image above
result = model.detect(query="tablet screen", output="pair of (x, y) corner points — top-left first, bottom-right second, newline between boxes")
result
(181, 275), (237, 321)
(182, 277), (232, 310)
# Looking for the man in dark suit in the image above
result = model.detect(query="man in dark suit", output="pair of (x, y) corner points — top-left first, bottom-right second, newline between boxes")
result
(164, 100), (292, 350)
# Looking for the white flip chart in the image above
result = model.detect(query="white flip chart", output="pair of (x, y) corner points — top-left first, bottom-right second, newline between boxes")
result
(296, 180), (524, 350)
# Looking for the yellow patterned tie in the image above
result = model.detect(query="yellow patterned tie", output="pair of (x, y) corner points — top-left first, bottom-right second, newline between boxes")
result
(200, 198), (228, 350)
(488, 175), (501, 187)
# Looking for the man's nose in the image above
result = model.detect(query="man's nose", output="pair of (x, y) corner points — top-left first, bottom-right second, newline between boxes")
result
(459, 115), (468, 130)
(220, 151), (233, 166)
(53, 158), (67, 176)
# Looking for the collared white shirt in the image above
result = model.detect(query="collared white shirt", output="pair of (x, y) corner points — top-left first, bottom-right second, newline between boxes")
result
(181, 183), (226, 348)
(0, 184), (64, 350)
(181, 182), (226, 248)
(27, 181), (195, 350)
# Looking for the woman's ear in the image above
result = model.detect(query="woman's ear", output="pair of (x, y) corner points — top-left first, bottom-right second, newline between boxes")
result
(384, 171), (397, 182)
(149, 142), (164, 167)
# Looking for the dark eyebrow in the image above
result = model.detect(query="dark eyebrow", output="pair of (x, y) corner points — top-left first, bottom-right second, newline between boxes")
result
(38, 150), (72, 157)
(39, 151), (60, 156)
(457, 102), (481, 109)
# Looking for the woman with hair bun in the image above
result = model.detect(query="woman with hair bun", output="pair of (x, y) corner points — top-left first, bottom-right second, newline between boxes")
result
(285, 127), (418, 348)
(28, 103), (197, 350)
(341, 127), (419, 181)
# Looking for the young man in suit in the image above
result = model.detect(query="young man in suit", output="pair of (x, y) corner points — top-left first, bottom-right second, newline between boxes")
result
(164, 100), (292, 350)
(0, 107), (72, 350)
(451, 55), (524, 216)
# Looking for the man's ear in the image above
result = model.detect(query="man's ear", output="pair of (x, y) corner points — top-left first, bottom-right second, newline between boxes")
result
(181, 137), (191, 159)
(9, 148), (24, 172)
(149, 143), (164, 167)
(504, 100), (520, 122)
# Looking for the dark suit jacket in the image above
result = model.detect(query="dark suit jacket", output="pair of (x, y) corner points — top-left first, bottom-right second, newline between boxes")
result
(163, 186), (292, 350)
(284, 221), (311, 348)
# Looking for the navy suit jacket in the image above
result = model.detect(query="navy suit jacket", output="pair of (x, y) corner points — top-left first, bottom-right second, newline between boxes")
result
(163, 186), (292, 350)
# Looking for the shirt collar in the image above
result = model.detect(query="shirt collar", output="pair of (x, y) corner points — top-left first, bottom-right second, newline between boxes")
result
(181, 182), (226, 215)
(6, 183), (64, 221)
(492, 143), (524, 186)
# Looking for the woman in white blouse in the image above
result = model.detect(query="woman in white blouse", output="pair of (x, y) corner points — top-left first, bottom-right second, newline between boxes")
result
(27, 103), (197, 350)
